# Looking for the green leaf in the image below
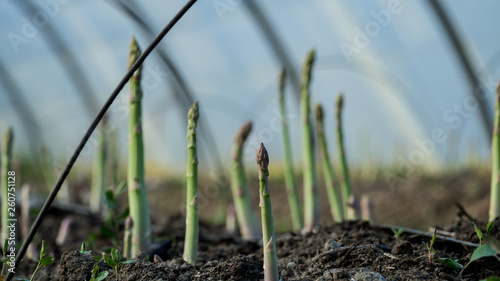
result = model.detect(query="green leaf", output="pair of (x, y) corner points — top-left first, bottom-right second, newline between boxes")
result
(104, 190), (116, 209)
(480, 277), (500, 281)
(38, 256), (54, 266)
(94, 255), (102, 262)
(95, 271), (109, 281)
(483, 235), (500, 254)
(471, 244), (497, 262)
(118, 208), (130, 221)
(473, 222), (483, 244)
(486, 221), (495, 236)
(438, 257), (465, 270)
(111, 248), (121, 263)
(40, 241), (46, 259)
(122, 260), (135, 264)
(102, 253), (116, 267)
(115, 181), (126, 195)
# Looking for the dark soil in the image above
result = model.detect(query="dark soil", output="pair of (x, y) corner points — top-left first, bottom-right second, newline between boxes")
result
(6, 168), (500, 280)
(11, 213), (500, 280)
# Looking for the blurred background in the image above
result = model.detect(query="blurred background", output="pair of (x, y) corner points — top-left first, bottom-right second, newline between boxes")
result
(0, 0), (499, 175)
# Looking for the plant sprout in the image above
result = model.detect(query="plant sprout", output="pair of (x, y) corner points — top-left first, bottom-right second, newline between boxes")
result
(336, 94), (354, 219)
(490, 81), (500, 221)
(127, 37), (151, 256)
(1, 127), (13, 246)
(278, 68), (303, 231)
(90, 115), (108, 213)
(301, 49), (319, 233)
(257, 143), (279, 281)
(19, 241), (54, 281)
(89, 264), (109, 281)
(102, 248), (135, 279)
(123, 216), (133, 259)
(315, 103), (344, 223)
(229, 121), (260, 240)
(183, 101), (199, 263)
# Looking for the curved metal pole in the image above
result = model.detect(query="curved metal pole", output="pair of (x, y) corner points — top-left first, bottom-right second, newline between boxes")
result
(11, 0), (99, 117)
(243, 0), (301, 101)
(427, 0), (492, 142)
(0, 57), (41, 156)
(109, 0), (223, 169)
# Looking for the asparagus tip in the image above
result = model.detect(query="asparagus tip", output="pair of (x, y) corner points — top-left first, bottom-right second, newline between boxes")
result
(279, 68), (286, 92)
(188, 100), (199, 123)
(235, 121), (252, 147)
(128, 36), (142, 71)
(336, 94), (344, 112)
(125, 215), (134, 230)
(315, 103), (323, 122)
(256, 143), (269, 170)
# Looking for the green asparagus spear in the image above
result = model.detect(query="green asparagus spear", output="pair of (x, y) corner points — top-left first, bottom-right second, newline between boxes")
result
(127, 37), (151, 256)
(278, 68), (303, 231)
(301, 50), (319, 233)
(123, 215), (133, 259)
(336, 94), (353, 218)
(230, 121), (260, 240)
(1, 128), (13, 246)
(90, 115), (108, 213)
(490, 81), (500, 221)
(257, 143), (279, 281)
(315, 104), (344, 222)
(183, 101), (199, 263)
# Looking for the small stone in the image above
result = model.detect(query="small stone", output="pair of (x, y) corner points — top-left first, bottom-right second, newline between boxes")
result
(287, 261), (297, 268)
(323, 239), (341, 251)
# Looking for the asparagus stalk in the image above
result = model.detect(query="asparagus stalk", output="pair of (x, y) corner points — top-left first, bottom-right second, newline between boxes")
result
(127, 37), (151, 256)
(123, 215), (133, 259)
(336, 94), (353, 218)
(90, 116), (108, 213)
(490, 81), (500, 221)
(183, 101), (199, 263)
(347, 195), (361, 221)
(1, 128), (13, 246)
(315, 104), (344, 222)
(278, 68), (303, 232)
(230, 121), (260, 240)
(301, 50), (319, 233)
(257, 143), (279, 281)
(361, 195), (375, 224)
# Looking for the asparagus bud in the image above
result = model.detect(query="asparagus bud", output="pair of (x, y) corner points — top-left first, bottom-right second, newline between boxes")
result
(123, 215), (133, 259)
(490, 80), (500, 221)
(1, 128), (13, 246)
(257, 143), (279, 281)
(336, 94), (353, 219)
(127, 37), (151, 256)
(230, 122), (260, 240)
(278, 68), (303, 232)
(183, 101), (199, 263)
(301, 50), (319, 233)
(361, 195), (375, 225)
(347, 195), (361, 221)
(315, 104), (344, 222)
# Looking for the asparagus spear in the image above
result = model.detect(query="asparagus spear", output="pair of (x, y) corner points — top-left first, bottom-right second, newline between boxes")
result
(1, 127), (13, 246)
(336, 94), (353, 218)
(183, 101), (199, 263)
(90, 115), (108, 213)
(278, 68), (303, 232)
(127, 37), (151, 256)
(230, 121), (260, 240)
(301, 50), (319, 233)
(490, 81), (500, 221)
(257, 143), (279, 281)
(123, 215), (133, 259)
(315, 104), (344, 222)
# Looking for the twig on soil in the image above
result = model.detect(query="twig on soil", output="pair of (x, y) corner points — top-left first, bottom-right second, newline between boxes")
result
(455, 203), (475, 222)
(377, 225), (480, 248)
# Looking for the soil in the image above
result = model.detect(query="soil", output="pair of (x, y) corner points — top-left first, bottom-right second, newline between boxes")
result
(6, 168), (500, 280)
